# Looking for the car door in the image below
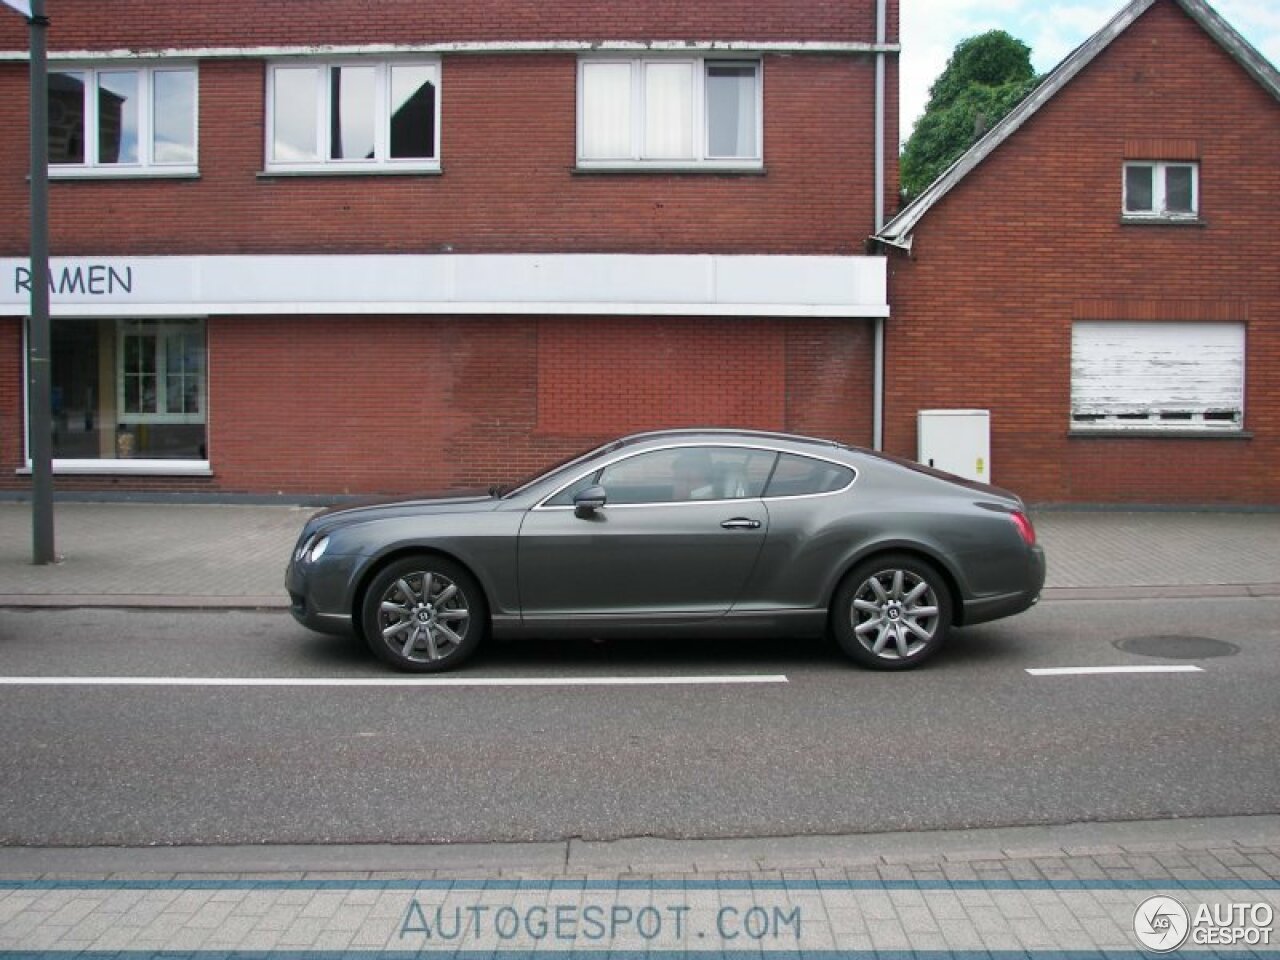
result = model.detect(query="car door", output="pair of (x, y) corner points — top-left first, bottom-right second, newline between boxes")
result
(516, 446), (775, 621)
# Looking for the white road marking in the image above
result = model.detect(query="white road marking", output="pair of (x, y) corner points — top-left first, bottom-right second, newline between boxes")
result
(0, 675), (789, 688)
(1026, 665), (1204, 676)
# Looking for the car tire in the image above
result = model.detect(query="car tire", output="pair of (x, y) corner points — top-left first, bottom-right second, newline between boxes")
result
(360, 555), (488, 672)
(832, 553), (952, 670)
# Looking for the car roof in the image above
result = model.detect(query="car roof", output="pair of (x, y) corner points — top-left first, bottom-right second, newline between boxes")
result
(615, 428), (852, 452)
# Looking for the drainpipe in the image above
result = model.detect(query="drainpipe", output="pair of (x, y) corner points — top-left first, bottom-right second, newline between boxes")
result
(872, 0), (887, 451)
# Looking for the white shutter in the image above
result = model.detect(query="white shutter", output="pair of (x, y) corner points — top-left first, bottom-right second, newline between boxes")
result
(1071, 322), (1244, 426)
(580, 62), (633, 159)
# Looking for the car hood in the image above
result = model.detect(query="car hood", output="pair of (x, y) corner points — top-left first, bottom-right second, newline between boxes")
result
(300, 489), (499, 538)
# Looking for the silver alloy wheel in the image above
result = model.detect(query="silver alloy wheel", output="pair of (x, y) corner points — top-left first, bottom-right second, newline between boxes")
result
(376, 571), (471, 663)
(850, 567), (941, 661)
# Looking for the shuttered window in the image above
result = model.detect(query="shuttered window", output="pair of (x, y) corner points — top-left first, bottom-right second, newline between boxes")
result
(1071, 322), (1244, 430)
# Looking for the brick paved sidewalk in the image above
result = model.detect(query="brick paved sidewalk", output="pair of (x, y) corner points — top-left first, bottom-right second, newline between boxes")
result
(2, 817), (1278, 954)
(3, 501), (1280, 607)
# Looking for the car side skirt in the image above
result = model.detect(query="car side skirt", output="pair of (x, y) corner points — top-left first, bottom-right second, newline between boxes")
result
(494, 609), (827, 640)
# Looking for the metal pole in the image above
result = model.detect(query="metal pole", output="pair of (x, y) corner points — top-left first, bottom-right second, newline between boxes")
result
(27, 0), (55, 563)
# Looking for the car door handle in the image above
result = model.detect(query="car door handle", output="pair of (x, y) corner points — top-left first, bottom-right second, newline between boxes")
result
(720, 518), (762, 530)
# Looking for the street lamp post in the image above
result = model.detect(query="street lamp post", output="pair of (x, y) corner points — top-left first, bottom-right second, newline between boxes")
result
(4, 0), (55, 564)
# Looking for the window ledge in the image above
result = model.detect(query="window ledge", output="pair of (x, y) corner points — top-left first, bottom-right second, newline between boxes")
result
(1119, 215), (1206, 227)
(574, 163), (766, 176)
(257, 167), (442, 179)
(43, 169), (200, 182)
(1068, 429), (1251, 440)
(17, 460), (213, 476)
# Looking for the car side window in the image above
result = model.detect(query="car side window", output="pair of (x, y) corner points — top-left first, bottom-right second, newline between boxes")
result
(546, 446), (776, 506)
(763, 453), (854, 497)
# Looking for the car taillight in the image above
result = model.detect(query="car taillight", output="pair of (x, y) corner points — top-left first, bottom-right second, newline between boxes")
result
(1009, 510), (1036, 547)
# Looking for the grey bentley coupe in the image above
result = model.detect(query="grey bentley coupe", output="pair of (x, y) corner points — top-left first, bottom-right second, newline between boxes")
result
(286, 429), (1045, 672)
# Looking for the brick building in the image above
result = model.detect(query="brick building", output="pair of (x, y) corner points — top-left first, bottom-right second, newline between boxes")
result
(0, 1), (899, 495)
(875, 0), (1279, 504)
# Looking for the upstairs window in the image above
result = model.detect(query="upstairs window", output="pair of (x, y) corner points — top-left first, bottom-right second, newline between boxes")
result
(578, 57), (762, 169)
(49, 65), (198, 175)
(1123, 162), (1198, 219)
(266, 60), (439, 172)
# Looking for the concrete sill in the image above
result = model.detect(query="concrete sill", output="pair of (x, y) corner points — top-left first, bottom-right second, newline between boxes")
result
(1068, 429), (1252, 440)
(1118, 216), (1207, 228)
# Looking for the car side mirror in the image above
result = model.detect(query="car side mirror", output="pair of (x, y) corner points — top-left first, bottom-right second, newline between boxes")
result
(573, 485), (607, 518)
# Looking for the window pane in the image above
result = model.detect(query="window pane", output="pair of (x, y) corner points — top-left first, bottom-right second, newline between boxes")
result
(389, 65), (436, 159)
(330, 65), (376, 160)
(581, 62), (632, 159)
(153, 70), (196, 164)
(49, 318), (104, 458)
(643, 62), (694, 159)
(1165, 165), (1194, 213)
(1125, 165), (1153, 212)
(272, 67), (320, 162)
(98, 71), (140, 164)
(48, 71), (87, 164)
(764, 454), (854, 497)
(706, 64), (757, 158)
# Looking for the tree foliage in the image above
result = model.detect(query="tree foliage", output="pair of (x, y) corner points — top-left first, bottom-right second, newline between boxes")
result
(900, 30), (1040, 203)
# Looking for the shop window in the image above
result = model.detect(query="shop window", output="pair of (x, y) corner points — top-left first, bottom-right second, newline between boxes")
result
(266, 60), (439, 172)
(41, 318), (207, 464)
(578, 57), (762, 169)
(48, 65), (197, 175)
(1070, 321), (1243, 431)
(1123, 162), (1198, 219)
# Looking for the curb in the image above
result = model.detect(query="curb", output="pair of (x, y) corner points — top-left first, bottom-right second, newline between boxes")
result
(1, 815), (1278, 877)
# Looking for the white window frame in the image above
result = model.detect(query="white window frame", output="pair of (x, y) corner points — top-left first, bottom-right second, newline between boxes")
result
(117, 319), (207, 426)
(1070, 321), (1244, 432)
(264, 58), (441, 173)
(1122, 161), (1199, 219)
(48, 62), (199, 178)
(576, 56), (763, 170)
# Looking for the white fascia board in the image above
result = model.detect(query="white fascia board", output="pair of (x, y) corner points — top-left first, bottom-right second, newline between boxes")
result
(0, 40), (900, 61)
(0, 254), (889, 318)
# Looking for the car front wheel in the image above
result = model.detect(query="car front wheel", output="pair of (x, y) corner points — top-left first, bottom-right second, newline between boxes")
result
(361, 556), (487, 672)
(833, 554), (952, 670)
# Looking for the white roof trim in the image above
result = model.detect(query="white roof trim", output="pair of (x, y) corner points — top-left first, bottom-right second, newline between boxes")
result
(877, 0), (1280, 244)
(0, 40), (900, 62)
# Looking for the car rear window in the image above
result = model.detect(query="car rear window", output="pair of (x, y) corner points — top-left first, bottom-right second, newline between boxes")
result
(764, 453), (854, 497)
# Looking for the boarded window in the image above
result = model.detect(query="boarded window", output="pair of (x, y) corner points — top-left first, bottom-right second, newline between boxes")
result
(1070, 322), (1244, 430)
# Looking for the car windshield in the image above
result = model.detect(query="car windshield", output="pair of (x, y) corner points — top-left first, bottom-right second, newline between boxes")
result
(497, 439), (623, 499)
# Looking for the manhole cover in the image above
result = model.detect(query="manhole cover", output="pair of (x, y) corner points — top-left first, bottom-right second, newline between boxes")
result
(1114, 635), (1239, 659)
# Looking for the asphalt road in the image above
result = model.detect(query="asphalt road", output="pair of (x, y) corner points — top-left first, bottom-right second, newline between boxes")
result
(0, 598), (1277, 846)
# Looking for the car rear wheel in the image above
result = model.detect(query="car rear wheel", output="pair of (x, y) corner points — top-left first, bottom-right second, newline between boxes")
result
(361, 556), (487, 672)
(833, 554), (952, 670)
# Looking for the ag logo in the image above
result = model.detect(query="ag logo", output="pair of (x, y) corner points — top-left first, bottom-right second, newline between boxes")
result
(1134, 895), (1190, 952)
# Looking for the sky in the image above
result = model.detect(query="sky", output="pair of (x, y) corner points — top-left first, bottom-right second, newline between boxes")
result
(900, 0), (1280, 142)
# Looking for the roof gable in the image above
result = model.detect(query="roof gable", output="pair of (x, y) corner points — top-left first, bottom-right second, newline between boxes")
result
(877, 0), (1280, 247)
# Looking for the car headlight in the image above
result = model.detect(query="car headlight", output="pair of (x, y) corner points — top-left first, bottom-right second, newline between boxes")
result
(308, 536), (330, 563)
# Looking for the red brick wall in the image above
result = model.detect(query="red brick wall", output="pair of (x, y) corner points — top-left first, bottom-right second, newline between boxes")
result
(0, 315), (873, 495)
(0, 53), (884, 257)
(0, 0), (895, 49)
(884, 0), (1280, 504)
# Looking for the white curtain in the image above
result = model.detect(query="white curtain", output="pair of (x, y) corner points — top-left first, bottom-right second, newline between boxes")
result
(581, 63), (632, 159)
(643, 62), (693, 160)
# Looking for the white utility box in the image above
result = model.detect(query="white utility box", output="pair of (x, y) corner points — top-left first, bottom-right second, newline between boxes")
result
(917, 409), (991, 483)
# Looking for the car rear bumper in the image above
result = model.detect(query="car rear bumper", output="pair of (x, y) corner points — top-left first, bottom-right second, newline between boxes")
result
(961, 545), (1046, 626)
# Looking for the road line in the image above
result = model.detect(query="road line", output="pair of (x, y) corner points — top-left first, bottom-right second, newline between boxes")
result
(1026, 665), (1204, 676)
(0, 674), (789, 688)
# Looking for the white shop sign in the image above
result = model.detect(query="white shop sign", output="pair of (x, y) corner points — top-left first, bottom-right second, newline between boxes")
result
(1, 254), (889, 318)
